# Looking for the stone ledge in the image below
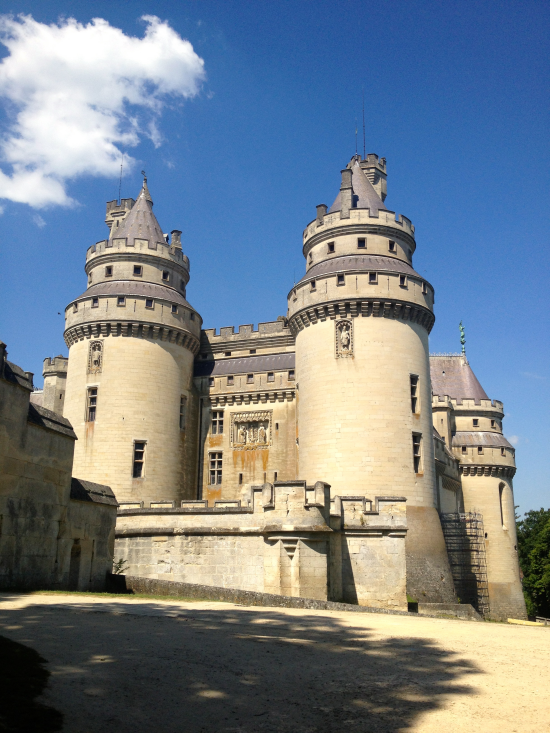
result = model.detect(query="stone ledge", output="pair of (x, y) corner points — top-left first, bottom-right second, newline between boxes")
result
(108, 575), (479, 620)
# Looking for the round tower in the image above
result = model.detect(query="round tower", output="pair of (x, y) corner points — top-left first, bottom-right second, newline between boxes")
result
(431, 354), (526, 620)
(63, 178), (202, 506)
(288, 154), (456, 603)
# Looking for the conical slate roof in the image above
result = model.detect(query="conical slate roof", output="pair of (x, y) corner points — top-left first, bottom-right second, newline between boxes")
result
(430, 355), (489, 404)
(109, 178), (165, 246)
(328, 159), (387, 215)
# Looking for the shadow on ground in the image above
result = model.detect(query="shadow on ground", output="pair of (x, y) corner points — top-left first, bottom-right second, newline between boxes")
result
(0, 597), (481, 733)
(0, 634), (63, 732)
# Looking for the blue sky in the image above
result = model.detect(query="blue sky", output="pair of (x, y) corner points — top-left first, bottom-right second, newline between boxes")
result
(0, 0), (548, 512)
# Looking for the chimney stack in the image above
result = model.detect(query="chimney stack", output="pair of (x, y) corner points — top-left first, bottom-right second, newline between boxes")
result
(339, 169), (353, 219)
(316, 204), (327, 226)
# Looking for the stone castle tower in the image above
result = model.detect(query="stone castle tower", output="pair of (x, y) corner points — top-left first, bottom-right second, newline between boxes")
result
(288, 154), (455, 602)
(52, 153), (526, 619)
(431, 355), (525, 618)
(63, 178), (202, 505)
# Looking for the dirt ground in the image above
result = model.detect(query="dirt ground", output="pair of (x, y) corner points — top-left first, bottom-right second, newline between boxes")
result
(0, 593), (548, 733)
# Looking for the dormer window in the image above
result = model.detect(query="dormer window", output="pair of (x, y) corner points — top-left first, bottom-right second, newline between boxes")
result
(227, 376), (234, 386)
(357, 238), (366, 249)
(171, 305), (178, 314)
(369, 272), (377, 284)
(162, 270), (169, 282)
(462, 446), (467, 454)
(247, 374), (254, 384)
(145, 299), (154, 309)
(327, 242), (335, 253)
(91, 297), (99, 308)
(133, 265), (142, 276)
(400, 275), (407, 287)
(473, 419), (479, 427)
(389, 240), (396, 252)
(288, 370), (295, 381)
(117, 296), (126, 307)
(337, 274), (345, 286)
(267, 372), (275, 382)
(310, 280), (316, 291)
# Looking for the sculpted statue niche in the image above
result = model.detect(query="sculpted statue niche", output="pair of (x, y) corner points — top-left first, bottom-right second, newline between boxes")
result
(231, 411), (272, 449)
(335, 319), (353, 358)
(88, 340), (103, 374)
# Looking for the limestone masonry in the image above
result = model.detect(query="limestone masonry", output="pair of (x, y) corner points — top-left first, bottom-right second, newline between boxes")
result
(29, 154), (525, 618)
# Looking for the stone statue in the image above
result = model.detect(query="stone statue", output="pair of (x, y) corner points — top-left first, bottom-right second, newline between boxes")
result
(258, 425), (267, 443)
(237, 425), (247, 444)
(340, 324), (350, 350)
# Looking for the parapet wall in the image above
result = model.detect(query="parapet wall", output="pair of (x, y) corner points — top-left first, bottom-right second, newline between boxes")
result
(115, 481), (408, 610)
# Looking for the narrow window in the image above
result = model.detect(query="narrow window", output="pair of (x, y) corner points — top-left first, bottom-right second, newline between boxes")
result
(211, 411), (224, 435)
(500, 447), (506, 457)
(145, 299), (154, 309)
(133, 265), (142, 276)
(179, 396), (187, 430)
(238, 473), (243, 485)
(88, 274), (93, 284)
(117, 296), (125, 307)
(327, 242), (335, 253)
(209, 452), (223, 485)
(462, 446), (467, 454)
(105, 266), (113, 277)
(132, 441), (146, 478)
(412, 433), (422, 474)
(410, 375), (419, 413)
(288, 369), (295, 381)
(162, 270), (170, 282)
(208, 377), (214, 387)
(86, 387), (97, 422)
(400, 275), (407, 287)
(309, 252), (313, 263)
(389, 240), (396, 252)
(227, 375), (234, 386)
(499, 483), (505, 527)
(473, 419), (479, 427)
(357, 238), (366, 249)
(91, 297), (99, 308)
(225, 351), (231, 357)
(250, 349), (256, 354)
(73, 303), (78, 312)
(190, 312), (195, 320)
(478, 446), (483, 455)
(171, 305), (178, 314)
(337, 274), (345, 286)
(263, 472), (267, 482)
(247, 374), (254, 384)
(310, 280), (316, 291)
(274, 471), (278, 482)
(180, 281), (186, 292)
(422, 282), (428, 295)
(369, 272), (377, 284)
(491, 419), (496, 428)
(267, 372), (275, 383)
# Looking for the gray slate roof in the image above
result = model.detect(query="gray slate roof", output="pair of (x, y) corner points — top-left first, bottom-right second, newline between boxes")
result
(430, 355), (489, 404)
(298, 254), (419, 286)
(109, 181), (165, 247)
(3, 360), (33, 391)
(70, 477), (118, 506)
(452, 432), (514, 449)
(195, 352), (295, 377)
(27, 403), (77, 439)
(74, 280), (192, 308)
(328, 159), (387, 215)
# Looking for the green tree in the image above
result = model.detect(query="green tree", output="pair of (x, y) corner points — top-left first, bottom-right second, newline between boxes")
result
(516, 508), (550, 617)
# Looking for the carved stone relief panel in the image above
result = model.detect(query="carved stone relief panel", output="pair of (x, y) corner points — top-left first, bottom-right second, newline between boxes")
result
(231, 410), (272, 450)
(335, 319), (353, 358)
(88, 340), (103, 374)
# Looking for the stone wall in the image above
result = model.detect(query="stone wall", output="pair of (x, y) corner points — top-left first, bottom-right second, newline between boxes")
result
(115, 481), (408, 610)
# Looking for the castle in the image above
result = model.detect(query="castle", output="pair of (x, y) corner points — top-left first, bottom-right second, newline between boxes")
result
(35, 153), (525, 619)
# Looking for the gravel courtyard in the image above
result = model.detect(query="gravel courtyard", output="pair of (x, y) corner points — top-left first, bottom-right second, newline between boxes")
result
(0, 592), (548, 733)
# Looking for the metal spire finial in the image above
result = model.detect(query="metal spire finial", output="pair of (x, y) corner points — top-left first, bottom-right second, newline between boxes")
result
(459, 321), (466, 355)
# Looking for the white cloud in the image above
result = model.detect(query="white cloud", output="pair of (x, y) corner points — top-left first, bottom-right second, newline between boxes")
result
(521, 371), (546, 380)
(0, 14), (205, 208)
(508, 435), (520, 446)
(32, 213), (46, 227)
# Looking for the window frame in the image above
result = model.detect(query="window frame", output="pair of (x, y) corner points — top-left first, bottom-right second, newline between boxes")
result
(145, 298), (154, 309)
(133, 265), (143, 277)
(117, 296), (126, 307)
(267, 372), (275, 383)
(336, 274), (345, 286)
(389, 240), (396, 253)
(105, 266), (113, 277)
(410, 374), (419, 414)
(162, 270), (170, 282)
(327, 242), (335, 254)
(86, 387), (98, 422)
(412, 432), (423, 474)
(91, 297), (99, 308)
(357, 237), (366, 249)
(211, 410), (224, 435)
(132, 440), (146, 478)
(209, 451), (223, 485)
(369, 272), (378, 284)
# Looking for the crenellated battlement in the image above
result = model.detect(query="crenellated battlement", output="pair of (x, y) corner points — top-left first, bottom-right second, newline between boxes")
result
(86, 237), (189, 269)
(304, 208), (415, 244)
(42, 355), (68, 374)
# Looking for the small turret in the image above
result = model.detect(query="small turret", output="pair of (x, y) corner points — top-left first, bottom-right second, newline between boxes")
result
(42, 355), (68, 415)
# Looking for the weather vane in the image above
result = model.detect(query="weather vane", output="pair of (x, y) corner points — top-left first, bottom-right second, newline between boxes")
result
(459, 321), (466, 355)
(141, 169), (147, 179)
